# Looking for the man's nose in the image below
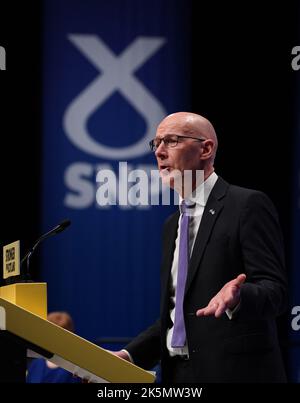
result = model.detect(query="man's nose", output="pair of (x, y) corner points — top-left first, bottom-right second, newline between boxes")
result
(155, 141), (168, 159)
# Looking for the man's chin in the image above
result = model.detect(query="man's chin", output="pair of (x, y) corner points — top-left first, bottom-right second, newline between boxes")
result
(160, 169), (181, 189)
(159, 169), (171, 185)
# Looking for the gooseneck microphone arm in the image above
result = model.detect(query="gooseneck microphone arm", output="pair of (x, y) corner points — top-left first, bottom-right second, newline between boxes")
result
(21, 219), (71, 281)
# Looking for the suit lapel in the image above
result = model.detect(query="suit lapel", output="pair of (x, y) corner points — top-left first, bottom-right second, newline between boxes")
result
(184, 177), (229, 295)
(160, 211), (180, 306)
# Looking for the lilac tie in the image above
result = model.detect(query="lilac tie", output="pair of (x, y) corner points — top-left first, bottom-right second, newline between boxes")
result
(171, 200), (191, 348)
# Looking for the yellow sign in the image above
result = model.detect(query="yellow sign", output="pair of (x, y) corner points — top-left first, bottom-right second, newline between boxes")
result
(3, 241), (20, 279)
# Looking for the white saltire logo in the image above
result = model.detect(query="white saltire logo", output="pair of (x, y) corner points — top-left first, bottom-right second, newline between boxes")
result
(63, 35), (167, 159)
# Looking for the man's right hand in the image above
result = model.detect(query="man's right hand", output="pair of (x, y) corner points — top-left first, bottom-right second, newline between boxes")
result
(81, 350), (131, 383)
(111, 350), (131, 361)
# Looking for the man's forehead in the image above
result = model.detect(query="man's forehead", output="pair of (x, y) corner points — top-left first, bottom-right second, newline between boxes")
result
(156, 125), (200, 139)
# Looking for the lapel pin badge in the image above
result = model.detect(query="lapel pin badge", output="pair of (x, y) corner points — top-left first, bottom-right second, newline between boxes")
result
(209, 209), (215, 215)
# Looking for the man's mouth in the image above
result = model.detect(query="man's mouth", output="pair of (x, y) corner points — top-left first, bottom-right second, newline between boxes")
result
(160, 165), (171, 175)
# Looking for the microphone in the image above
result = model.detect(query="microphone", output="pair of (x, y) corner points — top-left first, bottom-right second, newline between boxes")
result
(21, 219), (71, 281)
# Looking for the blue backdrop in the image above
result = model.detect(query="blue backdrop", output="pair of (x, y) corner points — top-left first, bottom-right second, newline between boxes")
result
(40, 0), (191, 345)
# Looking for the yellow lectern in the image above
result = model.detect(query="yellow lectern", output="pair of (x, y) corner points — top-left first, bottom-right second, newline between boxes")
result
(0, 283), (155, 383)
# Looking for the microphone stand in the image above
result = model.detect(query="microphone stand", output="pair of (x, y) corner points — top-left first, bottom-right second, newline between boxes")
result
(20, 220), (71, 282)
(21, 236), (46, 282)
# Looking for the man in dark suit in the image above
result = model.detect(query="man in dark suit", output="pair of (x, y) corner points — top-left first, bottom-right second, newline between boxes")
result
(115, 112), (287, 382)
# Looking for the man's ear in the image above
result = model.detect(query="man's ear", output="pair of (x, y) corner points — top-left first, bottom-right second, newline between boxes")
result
(200, 139), (214, 160)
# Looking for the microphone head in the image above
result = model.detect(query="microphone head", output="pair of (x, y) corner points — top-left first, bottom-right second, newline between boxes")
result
(55, 219), (71, 234)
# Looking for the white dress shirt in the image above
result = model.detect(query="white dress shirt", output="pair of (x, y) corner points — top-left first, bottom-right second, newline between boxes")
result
(166, 171), (218, 357)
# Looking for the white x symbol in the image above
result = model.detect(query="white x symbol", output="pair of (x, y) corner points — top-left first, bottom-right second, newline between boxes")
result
(63, 35), (167, 159)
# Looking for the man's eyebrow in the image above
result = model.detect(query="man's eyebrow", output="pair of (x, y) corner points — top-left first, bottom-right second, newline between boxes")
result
(156, 133), (177, 138)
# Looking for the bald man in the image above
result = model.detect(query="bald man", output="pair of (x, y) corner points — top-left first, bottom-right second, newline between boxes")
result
(116, 112), (287, 382)
(27, 312), (80, 383)
(47, 311), (74, 332)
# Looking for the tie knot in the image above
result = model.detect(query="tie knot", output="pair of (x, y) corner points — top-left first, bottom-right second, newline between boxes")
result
(180, 200), (196, 214)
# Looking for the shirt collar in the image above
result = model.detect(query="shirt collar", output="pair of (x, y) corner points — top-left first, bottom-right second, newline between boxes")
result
(179, 171), (218, 208)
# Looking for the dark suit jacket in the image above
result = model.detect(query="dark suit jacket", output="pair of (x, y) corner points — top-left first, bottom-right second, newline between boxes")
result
(126, 177), (288, 382)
